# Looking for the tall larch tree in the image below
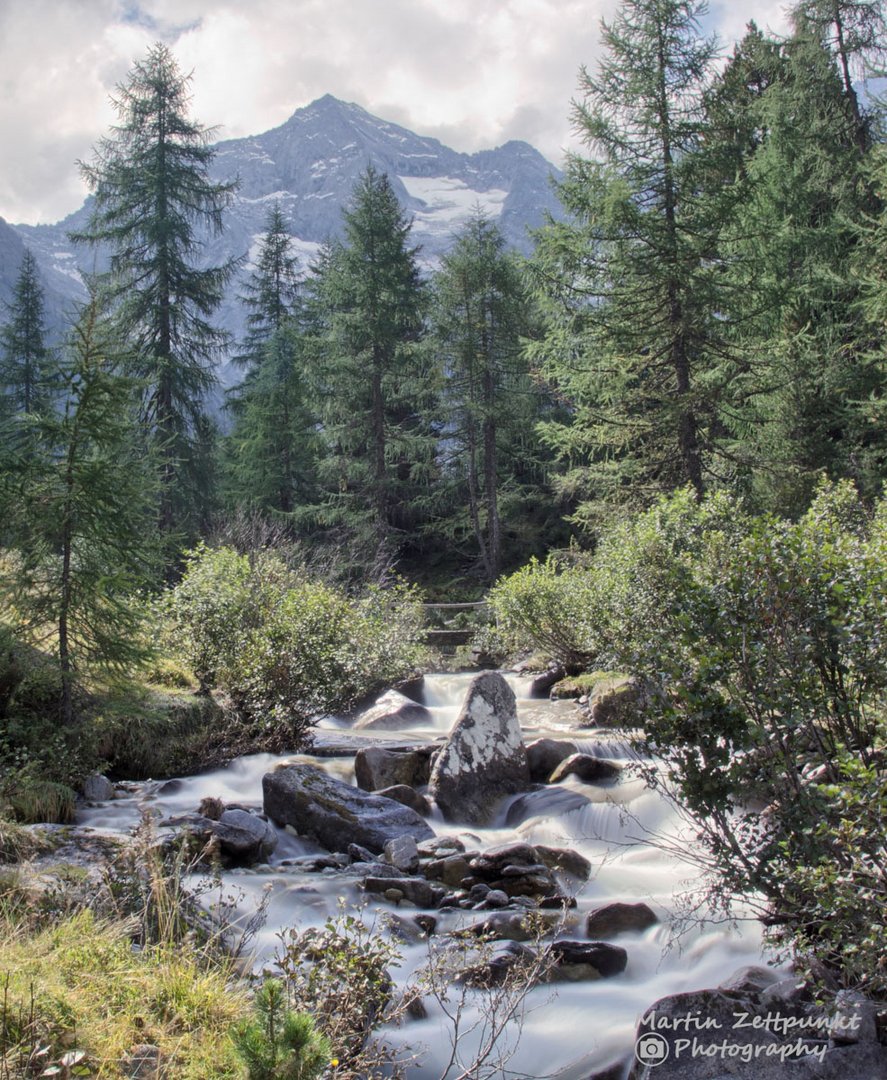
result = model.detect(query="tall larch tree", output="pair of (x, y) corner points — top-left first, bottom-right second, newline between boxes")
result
(528, 0), (722, 524)
(713, 15), (881, 509)
(1, 294), (158, 725)
(74, 42), (238, 543)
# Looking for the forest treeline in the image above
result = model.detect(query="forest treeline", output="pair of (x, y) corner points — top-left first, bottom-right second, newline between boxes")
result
(5, 0), (887, 607)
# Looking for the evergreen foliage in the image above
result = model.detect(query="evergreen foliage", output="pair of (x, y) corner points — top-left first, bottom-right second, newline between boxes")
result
(225, 205), (319, 518)
(74, 42), (238, 541)
(0, 295), (158, 724)
(230, 979), (330, 1080)
(529, 0), (723, 524)
(312, 167), (433, 564)
(0, 250), (53, 417)
(430, 212), (551, 580)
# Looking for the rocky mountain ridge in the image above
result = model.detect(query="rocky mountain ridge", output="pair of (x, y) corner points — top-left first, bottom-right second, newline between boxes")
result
(2, 94), (563, 369)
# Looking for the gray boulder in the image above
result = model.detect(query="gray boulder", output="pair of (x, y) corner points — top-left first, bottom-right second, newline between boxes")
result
(534, 844), (592, 881)
(210, 809), (278, 864)
(364, 875), (447, 908)
(504, 787), (591, 827)
(384, 835), (420, 874)
(548, 754), (622, 784)
(354, 690), (433, 731)
(263, 763), (434, 854)
(354, 746), (432, 791)
(429, 672), (530, 824)
(585, 901), (658, 939)
(526, 738), (578, 783)
(375, 785), (431, 815)
(81, 774), (115, 802)
(549, 940), (627, 981)
(581, 675), (647, 729)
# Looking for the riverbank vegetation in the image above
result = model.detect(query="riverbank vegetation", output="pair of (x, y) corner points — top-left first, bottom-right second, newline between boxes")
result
(2, 0), (887, 1070)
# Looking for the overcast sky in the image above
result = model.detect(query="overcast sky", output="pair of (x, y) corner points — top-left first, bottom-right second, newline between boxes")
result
(1, 0), (792, 226)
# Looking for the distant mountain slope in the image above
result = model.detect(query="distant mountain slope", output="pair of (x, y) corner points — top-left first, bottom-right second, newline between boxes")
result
(7, 95), (563, 372)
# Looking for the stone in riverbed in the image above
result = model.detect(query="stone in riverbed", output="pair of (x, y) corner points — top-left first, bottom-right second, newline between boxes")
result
(548, 754), (622, 784)
(353, 690), (434, 731)
(525, 738), (578, 783)
(364, 875), (447, 908)
(354, 746), (433, 791)
(504, 786), (591, 827)
(533, 844), (592, 881)
(209, 809), (278, 864)
(262, 763), (434, 855)
(585, 901), (658, 939)
(384, 835), (420, 873)
(428, 672), (530, 825)
(375, 784), (431, 815)
(549, 940), (627, 981)
(81, 773), (115, 802)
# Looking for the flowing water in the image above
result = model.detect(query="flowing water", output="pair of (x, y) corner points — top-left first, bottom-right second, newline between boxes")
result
(77, 673), (772, 1078)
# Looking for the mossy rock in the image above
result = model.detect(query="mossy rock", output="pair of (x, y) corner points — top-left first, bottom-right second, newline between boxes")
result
(585, 674), (647, 729)
(550, 670), (616, 699)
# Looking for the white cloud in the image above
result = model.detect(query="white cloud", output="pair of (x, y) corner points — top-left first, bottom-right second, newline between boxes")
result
(0, 0), (792, 226)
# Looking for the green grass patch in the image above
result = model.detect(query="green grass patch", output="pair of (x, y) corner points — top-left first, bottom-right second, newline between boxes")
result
(0, 909), (246, 1078)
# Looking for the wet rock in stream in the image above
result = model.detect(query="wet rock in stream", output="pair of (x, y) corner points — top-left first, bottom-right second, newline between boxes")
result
(548, 753), (623, 784)
(525, 737), (579, 783)
(429, 672), (531, 825)
(262, 762), (434, 854)
(353, 744), (434, 791)
(353, 690), (434, 731)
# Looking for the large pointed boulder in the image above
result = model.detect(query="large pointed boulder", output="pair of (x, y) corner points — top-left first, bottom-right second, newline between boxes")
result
(428, 672), (530, 824)
(262, 763), (434, 854)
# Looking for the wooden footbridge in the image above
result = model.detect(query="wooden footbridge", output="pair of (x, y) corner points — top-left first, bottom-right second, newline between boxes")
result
(421, 602), (490, 649)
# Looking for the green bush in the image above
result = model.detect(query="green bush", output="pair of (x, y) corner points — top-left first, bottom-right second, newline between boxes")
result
(495, 481), (887, 994)
(606, 482), (887, 994)
(488, 553), (601, 668)
(159, 547), (426, 745)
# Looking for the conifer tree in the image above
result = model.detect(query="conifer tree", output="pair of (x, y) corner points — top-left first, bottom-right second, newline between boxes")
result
(714, 17), (880, 508)
(430, 211), (546, 580)
(529, 0), (722, 523)
(74, 42), (237, 541)
(314, 167), (432, 561)
(0, 295), (158, 724)
(0, 250), (53, 416)
(225, 204), (319, 519)
(236, 202), (301, 372)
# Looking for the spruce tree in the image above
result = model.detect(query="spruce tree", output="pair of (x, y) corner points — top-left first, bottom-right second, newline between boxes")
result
(430, 211), (546, 580)
(225, 204), (319, 519)
(236, 202), (301, 371)
(74, 42), (237, 541)
(0, 295), (158, 724)
(314, 167), (432, 562)
(528, 0), (722, 523)
(0, 250), (53, 416)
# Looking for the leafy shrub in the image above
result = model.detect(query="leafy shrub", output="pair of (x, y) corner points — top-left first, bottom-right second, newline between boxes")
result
(488, 553), (601, 668)
(160, 547), (426, 746)
(605, 482), (887, 993)
(275, 912), (404, 1077)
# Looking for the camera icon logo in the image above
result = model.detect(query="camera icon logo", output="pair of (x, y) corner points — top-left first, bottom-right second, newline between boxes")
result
(634, 1032), (670, 1067)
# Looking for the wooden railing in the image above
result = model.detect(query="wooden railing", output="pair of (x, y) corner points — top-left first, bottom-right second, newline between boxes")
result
(421, 602), (489, 648)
